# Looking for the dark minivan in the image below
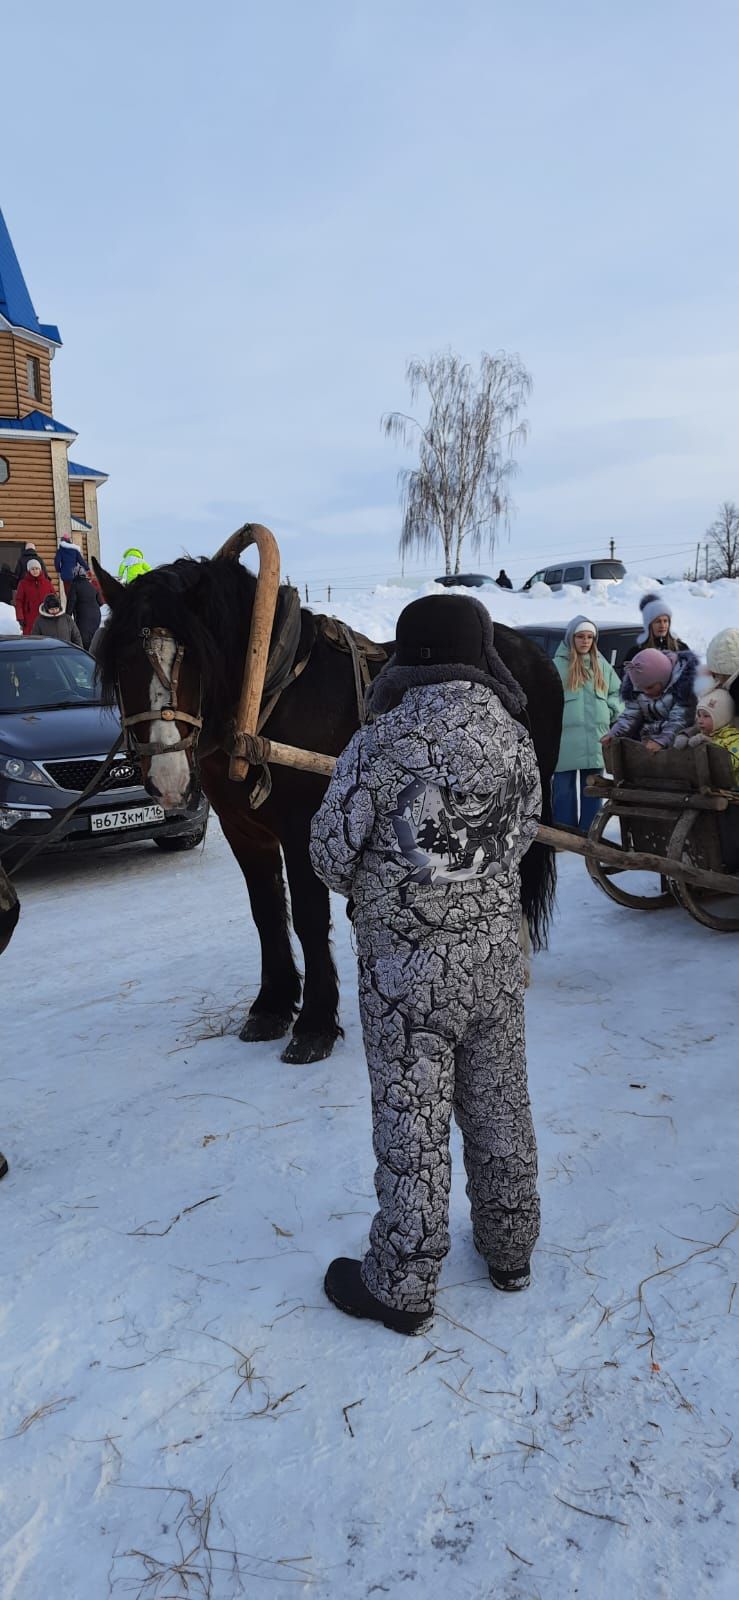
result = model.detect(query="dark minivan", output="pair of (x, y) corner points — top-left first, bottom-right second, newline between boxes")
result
(0, 636), (208, 861)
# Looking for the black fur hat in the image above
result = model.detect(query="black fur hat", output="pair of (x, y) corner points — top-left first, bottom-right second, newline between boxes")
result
(395, 595), (488, 669)
(368, 594), (528, 723)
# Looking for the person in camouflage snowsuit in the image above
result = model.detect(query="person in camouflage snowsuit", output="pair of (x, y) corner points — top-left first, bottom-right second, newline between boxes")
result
(310, 595), (542, 1335)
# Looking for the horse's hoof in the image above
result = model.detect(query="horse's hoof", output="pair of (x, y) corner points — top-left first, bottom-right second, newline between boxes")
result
(281, 1032), (337, 1065)
(240, 1012), (293, 1043)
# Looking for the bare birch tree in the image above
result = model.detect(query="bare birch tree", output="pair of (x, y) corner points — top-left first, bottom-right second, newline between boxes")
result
(707, 500), (739, 580)
(383, 350), (532, 576)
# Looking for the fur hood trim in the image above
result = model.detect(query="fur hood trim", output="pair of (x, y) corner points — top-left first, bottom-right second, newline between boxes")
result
(365, 659), (528, 725)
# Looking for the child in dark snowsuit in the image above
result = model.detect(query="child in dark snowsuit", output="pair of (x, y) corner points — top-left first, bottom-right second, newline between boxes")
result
(310, 595), (542, 1335)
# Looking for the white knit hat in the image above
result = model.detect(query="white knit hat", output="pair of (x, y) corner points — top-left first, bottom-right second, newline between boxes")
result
(564, 614), (598, 646)
(637, 591), (672, 644)
(705, 628), (739, 687)
(697, 687), (734, 733)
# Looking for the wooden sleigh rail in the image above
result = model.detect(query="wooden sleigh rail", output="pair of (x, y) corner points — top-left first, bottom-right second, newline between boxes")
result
(231, 730), (337, 780)
(227, 730), (739, 900)
(536, 822), (737, 896)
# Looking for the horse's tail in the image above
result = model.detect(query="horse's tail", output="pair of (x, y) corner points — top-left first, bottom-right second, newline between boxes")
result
(520, 778), (557, 952)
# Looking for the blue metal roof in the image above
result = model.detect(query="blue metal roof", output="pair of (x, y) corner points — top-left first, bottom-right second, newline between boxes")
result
(0, 207), (61, 346)
(0, 410), (76, 438)
(68, 458), (108, 482)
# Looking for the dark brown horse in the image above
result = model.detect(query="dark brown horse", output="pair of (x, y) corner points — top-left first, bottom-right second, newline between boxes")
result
(94, 549), (563, 1062)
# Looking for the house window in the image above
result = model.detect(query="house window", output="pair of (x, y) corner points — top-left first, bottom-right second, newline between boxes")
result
(26, 356), (42, 401)
(0, 456), (9, 485)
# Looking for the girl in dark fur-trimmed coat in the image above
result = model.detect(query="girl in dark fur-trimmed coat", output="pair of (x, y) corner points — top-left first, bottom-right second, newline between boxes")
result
(603, 647), (698, 753)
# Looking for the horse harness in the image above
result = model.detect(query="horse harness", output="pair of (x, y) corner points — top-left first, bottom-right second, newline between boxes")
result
(121, 626), (203, 762)
(119, 602), (387, 801)
(241, 604), (388, 807)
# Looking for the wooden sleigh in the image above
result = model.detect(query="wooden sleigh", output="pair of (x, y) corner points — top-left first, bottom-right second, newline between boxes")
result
(577, 739), (739, 932)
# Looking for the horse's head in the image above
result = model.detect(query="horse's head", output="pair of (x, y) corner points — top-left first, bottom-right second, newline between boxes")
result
(94, 561), (207, 813)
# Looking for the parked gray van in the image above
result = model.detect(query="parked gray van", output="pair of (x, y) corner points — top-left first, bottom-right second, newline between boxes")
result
(522, 557), (626, 592)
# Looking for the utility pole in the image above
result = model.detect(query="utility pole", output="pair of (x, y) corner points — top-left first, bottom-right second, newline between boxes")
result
(694, 543), (700, 582)
(705, 543), (710, 580)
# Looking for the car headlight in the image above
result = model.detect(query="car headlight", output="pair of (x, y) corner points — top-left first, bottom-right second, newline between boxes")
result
(0, 755), (51, 786)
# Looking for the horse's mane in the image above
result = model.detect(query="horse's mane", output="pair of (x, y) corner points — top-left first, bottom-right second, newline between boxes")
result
(96, 557), (256, 717)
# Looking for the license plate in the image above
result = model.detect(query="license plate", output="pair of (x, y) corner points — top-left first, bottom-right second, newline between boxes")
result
(90, 805), (165, 833)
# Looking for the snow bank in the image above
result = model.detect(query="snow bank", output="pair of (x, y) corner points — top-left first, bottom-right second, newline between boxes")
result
(313, 574), (739, 661)
(0, 600), (20, 634)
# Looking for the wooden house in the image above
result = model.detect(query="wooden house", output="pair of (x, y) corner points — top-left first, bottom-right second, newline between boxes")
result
(0, 206), (107, 588)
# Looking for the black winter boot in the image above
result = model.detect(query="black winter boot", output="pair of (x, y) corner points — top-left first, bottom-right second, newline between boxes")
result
(489, 1262), (530, 1292)
(0, 1152), (8, 1181)
(324, 1258), (433, 1336)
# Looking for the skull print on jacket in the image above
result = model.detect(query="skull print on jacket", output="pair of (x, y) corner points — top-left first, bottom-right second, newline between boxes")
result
(310, 678), (543, 1313)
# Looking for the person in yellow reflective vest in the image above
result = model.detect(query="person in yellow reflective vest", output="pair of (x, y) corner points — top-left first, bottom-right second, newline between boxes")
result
(117, 547), (151, 584)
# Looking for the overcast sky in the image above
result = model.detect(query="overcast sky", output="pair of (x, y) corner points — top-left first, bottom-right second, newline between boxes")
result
(3, 0), (738, 589)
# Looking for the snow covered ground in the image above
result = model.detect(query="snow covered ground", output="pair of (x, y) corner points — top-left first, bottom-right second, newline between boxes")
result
(1, 573), (738, 1599)
(2, 821), (737, 1600)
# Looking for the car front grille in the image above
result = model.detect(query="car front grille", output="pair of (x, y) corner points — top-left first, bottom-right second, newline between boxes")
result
(43, 757), (143, 794)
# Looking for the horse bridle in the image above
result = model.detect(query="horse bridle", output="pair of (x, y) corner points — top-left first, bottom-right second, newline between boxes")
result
(120, 626), (203, 763)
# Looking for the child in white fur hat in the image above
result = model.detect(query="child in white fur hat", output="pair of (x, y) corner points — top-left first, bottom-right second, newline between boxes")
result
(675, 687), (739, 782)
(702, 629), (739, 723)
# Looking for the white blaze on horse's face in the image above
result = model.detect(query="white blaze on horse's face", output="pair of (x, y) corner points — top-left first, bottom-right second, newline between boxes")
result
(146, 632), (192, 811)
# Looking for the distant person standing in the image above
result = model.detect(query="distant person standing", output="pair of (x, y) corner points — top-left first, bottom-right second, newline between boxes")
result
(623, 594), (687, 663)
(32, 593), (83, 646)
(117, 547), (151, 584)
(15, 541), (50, 581)
(66, 568), (102, 649)
(15, 560), (54, 635)
(0, 565), (17, 606)
(496, 569), (513, 589)
(552, 616), (622, 832)
(54, 533), (90, 594)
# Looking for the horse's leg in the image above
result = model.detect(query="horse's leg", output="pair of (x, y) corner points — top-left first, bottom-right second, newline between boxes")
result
(281, 831), (340, 1065)
(215, 803), (301, 1043)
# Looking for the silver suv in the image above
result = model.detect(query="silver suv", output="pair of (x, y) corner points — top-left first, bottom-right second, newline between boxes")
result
(522, 557), (625, 592)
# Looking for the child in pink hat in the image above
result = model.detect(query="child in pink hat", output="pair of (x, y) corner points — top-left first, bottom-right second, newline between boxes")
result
(603, 646), (698, 753)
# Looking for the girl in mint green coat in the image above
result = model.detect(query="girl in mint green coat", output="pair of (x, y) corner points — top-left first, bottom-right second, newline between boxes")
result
(553, 616), (622, 832)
